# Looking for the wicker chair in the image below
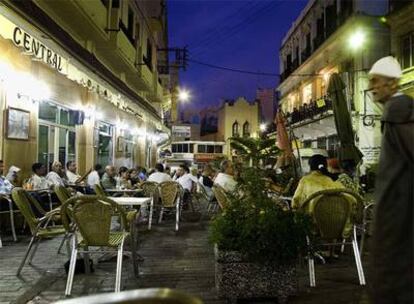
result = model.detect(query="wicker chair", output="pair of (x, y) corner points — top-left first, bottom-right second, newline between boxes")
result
(158, 181), (181, 231)
(141, 181), (158, 197)
(61, 195), (138, 295)
(93, 183), (107, 197)
(0, 194), (18, 246)
(212, 185), (229, 210)
(54, 288), (203, 304)
(11, 188), (65, 275)
(54, 185), (73, 205)
(301, 188), (365, 287)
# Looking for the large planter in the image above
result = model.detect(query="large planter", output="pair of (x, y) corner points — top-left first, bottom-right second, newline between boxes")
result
(215, 246), (297, 303)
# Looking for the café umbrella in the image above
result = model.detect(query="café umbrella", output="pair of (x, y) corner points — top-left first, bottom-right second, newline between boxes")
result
(327, 73), (363, 164)
(275, 110), (295, 168)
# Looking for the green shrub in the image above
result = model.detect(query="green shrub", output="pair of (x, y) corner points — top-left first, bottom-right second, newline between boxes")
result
(210, 167), (311, 264)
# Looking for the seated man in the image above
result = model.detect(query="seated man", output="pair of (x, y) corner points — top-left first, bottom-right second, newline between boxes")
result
(87, 164), (102, 187)
(5, 165), (21, 186)
(30, 163), (52, 190)
(0, 160), (13, 195)
(174, 165), (195, 208)
(147, 163), (171, 183)
(199, 165), (215, 201)
(101, 165), (117, 189)
(66, 161), (81, 184)
(214, 160), (237, 193)
(46, 161), (67, 187)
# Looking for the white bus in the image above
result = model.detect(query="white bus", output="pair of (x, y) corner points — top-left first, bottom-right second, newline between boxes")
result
(161, 141), (226, 171)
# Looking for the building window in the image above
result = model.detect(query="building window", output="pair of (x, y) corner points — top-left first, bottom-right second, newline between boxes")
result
(317, 137), (327, 150)
(232, 121), (239, 137)
(198, 145), (206, 153)
(214, 145), (223, 154)
(242, 121), (250, 137)
(302, 83), (312, 104)
(144, 38), (153, 71)
(401, 33), (414, 69)
(97, 122), (113, 166)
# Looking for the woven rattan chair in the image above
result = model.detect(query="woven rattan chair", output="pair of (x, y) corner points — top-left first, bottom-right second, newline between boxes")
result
(54, 288), (203, 304)
(93, 183), (107, 197)
(0, 194), (18, 246)
(54, 185), (73, 205)
(61, 195), (138, 295)
(158, 181), (181, 231)
(11, 188), (65, 275)
(212, 185), (228, 210)
(301, 188), (365, 287)
(139, 181), (159, 230)
(197, 182), (217, 213)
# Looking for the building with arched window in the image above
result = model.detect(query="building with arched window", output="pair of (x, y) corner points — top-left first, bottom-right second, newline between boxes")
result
(217, 97), (260, 157)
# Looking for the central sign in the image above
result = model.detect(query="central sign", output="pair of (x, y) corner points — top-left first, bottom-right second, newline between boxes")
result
(12, 27), (63, 72)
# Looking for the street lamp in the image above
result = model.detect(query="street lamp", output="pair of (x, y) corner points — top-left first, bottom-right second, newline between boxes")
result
(349, 29), (366, 50)
(260, 123), (267, 132)
(178, 88), (190, 102)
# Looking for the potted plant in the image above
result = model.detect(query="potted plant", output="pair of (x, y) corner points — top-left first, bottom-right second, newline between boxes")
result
(210, 168), (310, 303)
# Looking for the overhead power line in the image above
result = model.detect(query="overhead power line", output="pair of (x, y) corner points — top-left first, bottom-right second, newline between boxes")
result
(188, 58), (320, 77)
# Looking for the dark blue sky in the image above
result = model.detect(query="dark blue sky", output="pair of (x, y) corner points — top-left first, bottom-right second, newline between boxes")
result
(167, 0), (307, 111)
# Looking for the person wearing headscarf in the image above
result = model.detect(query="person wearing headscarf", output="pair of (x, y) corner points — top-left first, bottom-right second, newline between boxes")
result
(46, 161), (67, 186)
(368, 56), (413, 304)
(5, 165), (21, 186)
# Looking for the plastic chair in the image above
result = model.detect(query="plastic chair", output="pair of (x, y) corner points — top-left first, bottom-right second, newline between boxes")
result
(301, 188), (365, 287)
(11, 188), (65, 275)
(0, 194), (18, 246)
(53, 288), (203, 304)
(158, 181), (181, 231)
(61, 195), (138, 295)
(212, 185), (229, 210)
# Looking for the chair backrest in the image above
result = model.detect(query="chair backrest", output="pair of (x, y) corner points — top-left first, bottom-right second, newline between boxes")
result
(61, 195), (126, 247)
(141, 181), (158, 197)
(53, 288), (203, 304)
(212, 185), (228, 209)
(93, 183), (107, 197)
(54, 185), (72, 204)
(301, 188), (364, 239)
(197, 182), (209, 200)
(158, 181), (180, 208)
(11, 188), (40, 234)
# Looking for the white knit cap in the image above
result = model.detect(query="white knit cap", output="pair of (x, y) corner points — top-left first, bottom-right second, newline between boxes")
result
(368, 56), (402, 79)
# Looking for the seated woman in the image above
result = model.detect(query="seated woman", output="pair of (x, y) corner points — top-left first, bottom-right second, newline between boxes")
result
(292, 154), (344, 213)
(199, 165), (215, 201)
(337, 160), (364, 195)
(117, 166), (132, 189)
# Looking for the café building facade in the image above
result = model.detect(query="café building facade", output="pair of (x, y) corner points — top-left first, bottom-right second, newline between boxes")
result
(0, 1), (170, 180)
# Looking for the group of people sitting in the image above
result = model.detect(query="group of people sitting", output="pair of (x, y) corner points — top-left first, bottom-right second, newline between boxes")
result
(292, 154), (362, 212)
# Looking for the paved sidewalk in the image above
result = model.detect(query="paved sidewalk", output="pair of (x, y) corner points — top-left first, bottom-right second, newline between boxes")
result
(0, 219), (372, 304)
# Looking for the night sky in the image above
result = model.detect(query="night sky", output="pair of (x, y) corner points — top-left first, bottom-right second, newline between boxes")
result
(167, 0), (307, 111)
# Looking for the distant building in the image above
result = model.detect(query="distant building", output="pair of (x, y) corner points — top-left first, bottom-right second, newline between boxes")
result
(388, 0), (414, 98)
(171, 123), (201, 141)
(217, 97), (260, 157)
(278, 0), (389, 163)
(256, 88), (277, 125)
(200, 106), (219, 136)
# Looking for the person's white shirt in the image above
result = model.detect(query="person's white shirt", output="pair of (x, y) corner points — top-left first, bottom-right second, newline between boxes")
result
(147, 171), (172, 184)
(176, 173), (193, 192)
(31, 174), (52, 190)
(214, 173), (237, 193)
(87, 170), (101, 187)
(66, 170), (80, 184)
(46, 171), (65, 186)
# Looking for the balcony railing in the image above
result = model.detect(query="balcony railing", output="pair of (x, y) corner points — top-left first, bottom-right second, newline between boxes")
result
(285, 96), (333, 125)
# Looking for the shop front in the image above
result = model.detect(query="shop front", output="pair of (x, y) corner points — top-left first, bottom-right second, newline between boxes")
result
(0, 7), (167, 180)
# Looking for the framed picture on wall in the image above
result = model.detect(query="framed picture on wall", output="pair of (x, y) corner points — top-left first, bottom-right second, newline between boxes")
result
(117, 137), (124, 152)
(6, 107), (30, 140)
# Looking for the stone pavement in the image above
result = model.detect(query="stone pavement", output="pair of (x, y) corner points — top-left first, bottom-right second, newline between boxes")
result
(0, 218), (372, 304)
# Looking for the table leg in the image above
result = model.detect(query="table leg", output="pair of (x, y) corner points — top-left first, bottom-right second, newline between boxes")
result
(148, 196), (153, 230)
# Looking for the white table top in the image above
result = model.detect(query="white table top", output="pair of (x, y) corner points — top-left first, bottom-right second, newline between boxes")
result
(105, 188), (143, 193)
(110, 197), (151, 206)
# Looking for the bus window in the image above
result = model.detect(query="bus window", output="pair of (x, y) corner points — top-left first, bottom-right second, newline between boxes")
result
(190, 144), (194, 153)
(215, 145), (223, 153)
(183, 144), (189, 153)
(198, 145), (206, 153)
(207, 145), (214, 153)
(172, 144), (177, 153)
(177, 144), (183, 153)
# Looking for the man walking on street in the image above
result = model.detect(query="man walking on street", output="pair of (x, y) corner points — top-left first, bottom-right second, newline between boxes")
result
(368, 56), (414, 304)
